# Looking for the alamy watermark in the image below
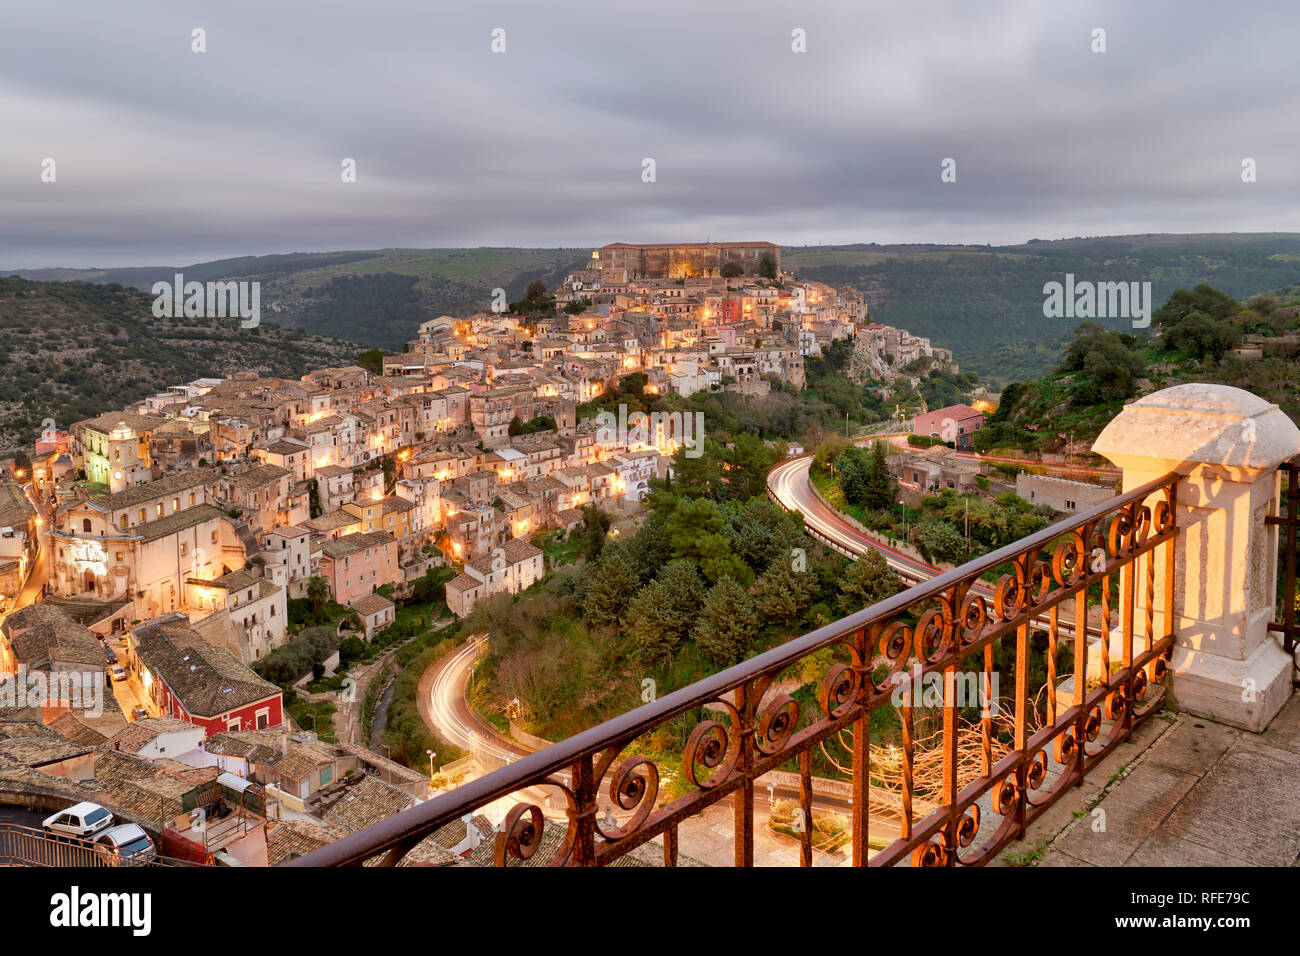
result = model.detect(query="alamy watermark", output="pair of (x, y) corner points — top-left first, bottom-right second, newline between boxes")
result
(0, 666), (104, 717)
(889, 663), (1000, 717)
(151, 273), (260, 328)
(1042, 273), (1151, 329)
(595, 405), (705, 458)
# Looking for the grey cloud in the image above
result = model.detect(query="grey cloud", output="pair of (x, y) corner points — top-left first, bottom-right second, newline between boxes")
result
(1, 0), (1297, 267)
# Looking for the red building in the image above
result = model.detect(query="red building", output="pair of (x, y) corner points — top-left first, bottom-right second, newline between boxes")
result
(127, 614), (283, 736)
(913, 403), (987, 451)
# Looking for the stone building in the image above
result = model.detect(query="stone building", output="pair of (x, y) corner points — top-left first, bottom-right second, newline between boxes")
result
(598, 242), (779, 280)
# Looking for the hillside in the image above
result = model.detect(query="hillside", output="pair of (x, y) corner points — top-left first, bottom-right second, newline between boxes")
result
(9, 248), (589, 350)
(785, 233), (1300, 380)
(977, 285), (1300, 456)
(0, 277), (362, 449)
(12, 234), (1300, 380)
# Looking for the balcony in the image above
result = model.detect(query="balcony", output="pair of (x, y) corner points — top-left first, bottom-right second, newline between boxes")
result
(287, 384), (1300, 867)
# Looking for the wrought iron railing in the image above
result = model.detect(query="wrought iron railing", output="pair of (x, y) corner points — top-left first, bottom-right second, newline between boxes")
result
(1268, 455), (1300, 689)
(287, 470), (1179, 867)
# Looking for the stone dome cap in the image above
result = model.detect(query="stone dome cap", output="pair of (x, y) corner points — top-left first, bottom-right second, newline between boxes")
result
(1093, 383), (1300, 474)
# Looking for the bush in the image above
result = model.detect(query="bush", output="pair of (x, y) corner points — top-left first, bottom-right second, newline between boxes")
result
(254, 626), (338, 685)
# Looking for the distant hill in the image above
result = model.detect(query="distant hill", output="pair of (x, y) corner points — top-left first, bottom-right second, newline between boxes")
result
(10, 234), (1300, 381)
(976, 290), (1300, 456)
(784, 233), (1300, 380)
(7, 248), (590, 350)
(0, 277), (361, 450)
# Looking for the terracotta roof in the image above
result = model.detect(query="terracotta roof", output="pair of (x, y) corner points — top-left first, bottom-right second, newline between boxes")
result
(48, 713), (110, 748)
(319, 774), (416, 832)
(205, 729), (334, 781)
(1, 604), (104, 669)
(132, 620), (281, 718)
(134, 503), (227, 543)
(107, 716), (200, 754)
(348, 593), (394, 617)
(94, 468), (217, 511)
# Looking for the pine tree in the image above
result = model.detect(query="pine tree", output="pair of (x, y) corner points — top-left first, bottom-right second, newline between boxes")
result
(840, 549), (903, 616)
(693, 576), (760, 666)
(752, 551), (816, 623)
(627, 581), (676, 668)
(583, 547), (639, 631)
(863, 441), (896, 511)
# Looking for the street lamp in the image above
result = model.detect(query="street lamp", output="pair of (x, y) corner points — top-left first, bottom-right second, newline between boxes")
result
(426, 749), (437, 779)
(897, 500), (908, 546)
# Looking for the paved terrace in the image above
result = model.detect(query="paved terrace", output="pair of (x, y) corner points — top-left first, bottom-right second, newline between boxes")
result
(995, 698), (1300, 867)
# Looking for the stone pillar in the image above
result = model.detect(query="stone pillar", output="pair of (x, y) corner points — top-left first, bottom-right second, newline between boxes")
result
(1092, 383), (1300, 732)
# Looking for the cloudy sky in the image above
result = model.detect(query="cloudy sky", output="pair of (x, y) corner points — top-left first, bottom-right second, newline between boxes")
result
(2, 0), (1297, 268)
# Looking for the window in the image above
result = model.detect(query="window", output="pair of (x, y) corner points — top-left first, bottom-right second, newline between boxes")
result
(172, 497), (179, 511)
(119, 515), (127, 530)
(227, 718), (241, 732)
(180, 542), (188, 556)
(82, 518), (92, 533)
(189, 492), (196, 506)
(139, 509), (145, 522)
(156, 504), (163, 517)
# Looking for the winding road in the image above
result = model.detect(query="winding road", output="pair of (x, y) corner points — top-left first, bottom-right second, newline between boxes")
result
(768, 453), (1099, 640)
(768, 454), (936, 582)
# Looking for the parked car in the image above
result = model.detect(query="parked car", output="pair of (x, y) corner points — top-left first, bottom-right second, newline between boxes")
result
(92, 632), (106, 643)
(131, 706), (148, 721)
(102, 645), (117, 664)
(93, 824), (157, 864)
(110, 664), (127, 681)
(42, 802), (114, 840)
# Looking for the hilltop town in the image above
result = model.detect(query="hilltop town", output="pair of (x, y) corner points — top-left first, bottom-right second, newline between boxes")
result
(0, 242), (969, 864)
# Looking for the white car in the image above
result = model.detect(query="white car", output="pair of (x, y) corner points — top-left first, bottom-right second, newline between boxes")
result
(42, 802), (114, 840)
(94, 824), (157, 864)
(109, 664), (127, 681)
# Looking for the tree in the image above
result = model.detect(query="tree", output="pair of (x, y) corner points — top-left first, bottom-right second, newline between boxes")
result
(837, 447), (868, 503)
(720, 261), (744, 278)
(727, 498), (804, 572)
(306, 576), (330, 622)
(582, 547), (639, 631)
(1060, 327), (1145, 403)
(356, 349), (387, 375)
(916, 519), (967, 565)
(627, 582), (678, 669)
(668, 498), (725, 560)
(628, 560), (705, 668)
(693, 576), (760, 666)
(1164, 312), (1241, 363)
(1153, 284), (1240, 329)
(862, 441), (896, 510)
(580, 503), (611, 562)
(752, 551), (817, 623)
(1247, 292), (1278, 316)
(625, 515), (673, 583)
(525, 279), (548, 302)
(839, 549), (903, 616)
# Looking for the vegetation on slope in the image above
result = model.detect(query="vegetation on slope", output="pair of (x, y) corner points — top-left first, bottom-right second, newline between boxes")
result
(786, 233), (1300, 380)
(0, 276), (360, 449)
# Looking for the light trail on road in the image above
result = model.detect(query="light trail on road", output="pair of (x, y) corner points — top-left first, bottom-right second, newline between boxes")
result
(427, 638), (526, 765)
(767, 455), (1098, 639)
